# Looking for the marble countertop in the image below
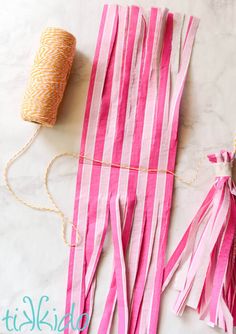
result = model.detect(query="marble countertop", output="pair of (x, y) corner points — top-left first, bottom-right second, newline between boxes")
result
(1, 0), (236, 333)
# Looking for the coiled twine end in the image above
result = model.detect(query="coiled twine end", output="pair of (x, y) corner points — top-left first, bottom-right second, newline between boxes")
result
(21, 27), (76, 127)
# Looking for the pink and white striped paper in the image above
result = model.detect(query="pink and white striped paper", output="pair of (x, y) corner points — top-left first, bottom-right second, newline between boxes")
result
(163, 151), (236, 334)
(65, 5), (198, 333)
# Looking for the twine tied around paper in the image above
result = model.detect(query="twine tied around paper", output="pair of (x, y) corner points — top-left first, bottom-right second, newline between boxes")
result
(4, 125), (205, 248)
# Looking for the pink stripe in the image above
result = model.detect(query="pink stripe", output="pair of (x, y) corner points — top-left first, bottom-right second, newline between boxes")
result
(98, 7), (135, 334)
(80, 5), (134, 330)
(110, 196), (129, 334)
(125, 7), (162, 303)
(83, 7), (141, 333)
(183, 16), (193, 49)
(77, 15), (119, 334)
(94, 8), (137, 333)
(186, 184), (230, 310)
(85, 12), (118, 262)
(98, 196), (136, 333)
(115, 8), (146, 234)
(161, 163), (236, 333)
(65, 6), (119, 333)
(84, 199), (109, 296)
(85, 5), (130, 329)
(126, 12), (169, 333)
(149, 17), (199, 333)
(97, 10), (165, 332)
(128, 9), (158, 172)
(210, 194), (236, 323)
(173, 186), (227, 315)
(104, 8), (140, 332)
(110, 7), (140, 180)
(80, 8), (119, 328)
(129, 12), (173, 334)
(126, 9), (167, 333)
(233, 267), (236, 326)
(64, 6), (108, 333)
(97, 7), (149, 333)
(162, 186), (216, 290)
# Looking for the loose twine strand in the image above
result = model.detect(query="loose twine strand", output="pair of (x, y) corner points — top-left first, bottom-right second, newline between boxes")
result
(4, 125), (204, 247)
(4, 125), (80, 247)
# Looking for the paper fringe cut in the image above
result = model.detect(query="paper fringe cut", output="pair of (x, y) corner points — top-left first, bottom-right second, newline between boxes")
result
(64, 5), (198, 333)
(163, 150), (236, 334)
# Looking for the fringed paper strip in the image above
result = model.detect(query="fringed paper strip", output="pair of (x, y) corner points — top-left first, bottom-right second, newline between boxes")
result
(163, 150), (236, 334)
(65, 5), (199, 333)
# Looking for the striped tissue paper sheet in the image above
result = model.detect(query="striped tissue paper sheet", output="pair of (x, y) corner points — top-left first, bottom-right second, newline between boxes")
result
(64, 5), (199, 334)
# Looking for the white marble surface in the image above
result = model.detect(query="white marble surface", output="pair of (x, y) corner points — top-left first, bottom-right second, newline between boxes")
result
(0, 0), (236, 333)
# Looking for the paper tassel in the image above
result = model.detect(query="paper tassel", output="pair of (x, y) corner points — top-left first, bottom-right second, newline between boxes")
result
(163, 150), (236, 334)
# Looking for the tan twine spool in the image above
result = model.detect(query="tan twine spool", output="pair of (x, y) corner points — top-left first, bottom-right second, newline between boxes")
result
(21, 27), (76, 127)
(4, 28), (81, 247)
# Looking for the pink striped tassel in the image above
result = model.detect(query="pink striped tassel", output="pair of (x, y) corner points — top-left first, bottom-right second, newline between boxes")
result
(163, 150), (236, 334)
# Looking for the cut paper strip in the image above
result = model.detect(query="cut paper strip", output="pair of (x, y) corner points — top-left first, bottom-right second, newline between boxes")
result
(163, 150), (236, 334)
(65, 5), (199, 333)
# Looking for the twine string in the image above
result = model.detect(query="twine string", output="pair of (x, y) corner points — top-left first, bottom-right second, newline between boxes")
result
(4, 126), (204, 247)
(77, 154), (203, 186)
(44, 151), (79, 247)
(4, 126), (80, 247)
(8, 125), (236, 246)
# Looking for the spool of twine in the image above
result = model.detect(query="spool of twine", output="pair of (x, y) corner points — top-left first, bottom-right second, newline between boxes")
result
(4, 27), (81, 247)
(21, 27), (76, 127)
